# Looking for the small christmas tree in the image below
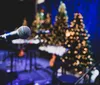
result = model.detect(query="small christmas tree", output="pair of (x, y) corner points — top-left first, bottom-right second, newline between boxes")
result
(39, 9), (45, 23)
(30, 13), (42, 39)
(38, 13), (54, 45)
(62, 13), (94, 75)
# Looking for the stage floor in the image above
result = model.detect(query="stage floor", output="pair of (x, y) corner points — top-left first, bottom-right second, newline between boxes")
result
(0, 50), (53, 85)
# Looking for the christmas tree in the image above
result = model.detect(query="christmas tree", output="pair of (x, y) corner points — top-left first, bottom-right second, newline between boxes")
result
(62, 13), (94, 75)
(39, 13), (54, 45)
(29, 13), (42, 39)
(39, 9), (45, 24)
(38, 1), (69, 67)
(30, 9), (47, 39)
(49, 1), (68, 46)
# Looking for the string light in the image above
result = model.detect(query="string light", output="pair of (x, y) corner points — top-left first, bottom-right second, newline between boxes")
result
(90, 62), (93, 64)
(65, 56), (68, 59)
(74, 68), (78, 72)
(62, 59), (65, 62)
(68, 50), (71, 54)
(76, 32), (79, 35)
(76, 60), (80, 65)
(85, 37), (88, 39)
(70, 31), (75, 36)
(83, 51), (87, 54)
(67, 44), (71, 47)
(88, 55), (91, 58)
(74, 50), (78, 54)
(69, 36), (73, 39)
(70, 40), (74, 43)
(66, 30), (70, 37)
(77, 55), (81, 59)
(78, 71), (82, 75)
(84, 48), (88, 51)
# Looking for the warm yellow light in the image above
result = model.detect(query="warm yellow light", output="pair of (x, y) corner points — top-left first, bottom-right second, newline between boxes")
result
(76, 32), (79, 35)
(88, 55), (91, 58)
(62, 59), (65, 62)
(74, 50), (78, 54)
(78, 40), (80, 42)
(68, 51), (71, 54)
(74, 68), (78, 71)
(83, 51), (86, 54)
(84, 48), (88, 51)
(68, 44), (71, 47)
(79, 71), (82, 75)
(85, 37), (88, 39)
(66, 30), (70, 37)
(65, 56), (68, 59)
(76, 60), (80, 65)
(70, 31), (75, 36)
(90, 62), (93, 64)
(77, 55), (81, 59)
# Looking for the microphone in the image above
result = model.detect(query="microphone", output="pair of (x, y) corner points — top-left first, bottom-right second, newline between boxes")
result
(0, 26), (31, 39)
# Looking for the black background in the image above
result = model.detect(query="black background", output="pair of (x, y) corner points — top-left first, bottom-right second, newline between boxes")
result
(0, 0), (36, 31)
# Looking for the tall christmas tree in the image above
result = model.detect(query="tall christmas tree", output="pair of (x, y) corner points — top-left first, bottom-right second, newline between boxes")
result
(50, 1), (68, 46)
(38, 1), (69, 68)
(32, 1), (68, 46)
(62, 13), (94, 75)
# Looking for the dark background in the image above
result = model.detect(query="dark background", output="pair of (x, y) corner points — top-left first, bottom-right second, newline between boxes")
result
(0, 0), (36, 31)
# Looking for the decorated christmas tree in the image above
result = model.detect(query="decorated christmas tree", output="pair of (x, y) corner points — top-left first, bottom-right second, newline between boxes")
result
(61, 13), (94, 75)
(29, 13), (42, 39)
(49, 1), (68, 46)
(30, 9), (47, 39)
(38, 1), (69, 68)
(39, 13), (54, 45)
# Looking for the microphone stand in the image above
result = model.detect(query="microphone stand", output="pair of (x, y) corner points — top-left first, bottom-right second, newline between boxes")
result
(74, 61), (100, 85)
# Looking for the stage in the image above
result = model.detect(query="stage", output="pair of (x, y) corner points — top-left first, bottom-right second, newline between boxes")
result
(0, 50), (53, 85)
